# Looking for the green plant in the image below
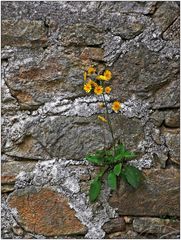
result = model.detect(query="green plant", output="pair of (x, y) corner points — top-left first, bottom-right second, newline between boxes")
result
(83, 66), (144, 202)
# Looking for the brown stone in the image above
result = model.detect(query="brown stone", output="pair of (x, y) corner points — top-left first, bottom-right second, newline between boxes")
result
(61, 23), (104, 47)
(2, 20), (48, 48)
(162, 128), (180, 165)
(8, 187), (87, 236)
(1, 160), (36, 192)
(133, 217), (180, 235)
(80, 47), (104, 61)
(103, 217), (126, 233)
(15, 91), (33, 106)
(164, 110), (180, 128)
(109, 168), (180, 217)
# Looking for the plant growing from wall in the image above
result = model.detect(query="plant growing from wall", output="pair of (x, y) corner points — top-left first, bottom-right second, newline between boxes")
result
(83, 66), (144, 202)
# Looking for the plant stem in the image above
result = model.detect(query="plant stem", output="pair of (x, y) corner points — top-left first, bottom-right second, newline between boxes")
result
(102, 91), (116, 156)
(98, 165), (109, 178)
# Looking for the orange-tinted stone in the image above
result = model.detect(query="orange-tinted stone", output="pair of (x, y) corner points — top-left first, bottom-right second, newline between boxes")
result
(8, 187), (87, 236)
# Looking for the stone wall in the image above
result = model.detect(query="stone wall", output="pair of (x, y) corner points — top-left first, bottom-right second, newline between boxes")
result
(1, 1), (180, 239)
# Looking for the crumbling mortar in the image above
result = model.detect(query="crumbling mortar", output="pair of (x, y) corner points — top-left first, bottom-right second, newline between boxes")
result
(106, 16), (179, 67)
(121, 96), (169, 169)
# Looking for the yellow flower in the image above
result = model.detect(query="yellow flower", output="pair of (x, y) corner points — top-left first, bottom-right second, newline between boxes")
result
(96, 75), (107, 81)
(112, 100), (121, 113)
(84, 83), (92, 93)
(94, 85), (103, 95)
(83, 71), (87, 81)
(105, 86), (112, 94)
(88, 66), (96, 75)
(98, 115), (107, 123)
(104, 70), (112, 81)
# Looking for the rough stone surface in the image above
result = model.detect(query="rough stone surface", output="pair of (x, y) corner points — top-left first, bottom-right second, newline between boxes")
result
(8, 187), (87, 236)
(1, 1), (180, 239)
(2, 20), (48, 48)
(162, 128), (180, 165)
(150, 109), (180, 128)
(133, 217), (180, 235)
(109, 168), (180, 217)
(1, 159), (37, 193)
(103, 217), (126, 233)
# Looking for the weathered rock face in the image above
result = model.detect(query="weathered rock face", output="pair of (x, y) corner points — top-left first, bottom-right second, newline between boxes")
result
(8, 187), (87, 236)
(1, 1), (180, 239)
(109, 168), (180, 217)
(133, 217), (180, 235)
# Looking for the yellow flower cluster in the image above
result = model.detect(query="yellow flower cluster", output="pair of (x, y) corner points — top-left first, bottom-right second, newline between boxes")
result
(83, 66), (121, 117)
(83, 66), (112, 95)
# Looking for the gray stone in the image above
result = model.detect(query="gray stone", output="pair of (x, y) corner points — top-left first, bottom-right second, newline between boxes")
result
(109, 13), (146, 40)
(153, 2), (179, 33)
(109, 167), (180, 217)
(1, 196), (21, 239)
(133, 217), (180, 235)
(112, 45), (179, 101)
(3, 113), (144, 161)
(162, 17), (180, 47)
(1, 160), (36, 187)
(153, 79), (180, 109)
(150, 109), (180, 128)
(60, 23), (104, 47)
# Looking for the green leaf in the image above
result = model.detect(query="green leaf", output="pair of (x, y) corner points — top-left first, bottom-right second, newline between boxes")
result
(107, 171), (117, 190)
(114, 144), (136, 161)
(123, 150), (136, 159)
(85, 155), (102, 165)
(113, 163), (122, 176)
(104, 155), (115, 164)
(123, 165), (142, 188)
(89, 178), (101, 202)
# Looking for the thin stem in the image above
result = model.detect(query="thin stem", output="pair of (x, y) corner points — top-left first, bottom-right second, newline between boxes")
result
(97, 165), (109, 179)
(102, 91), (116, 156)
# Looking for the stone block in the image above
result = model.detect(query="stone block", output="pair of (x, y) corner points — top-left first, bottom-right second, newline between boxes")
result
(109, 168), (180, 216)
(133, 217), (180, 235)
(103, 217), (126, 233)
(2, 20), (48, 48)
(8, 187), (87, 236)
(162, 128), (180, 165)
